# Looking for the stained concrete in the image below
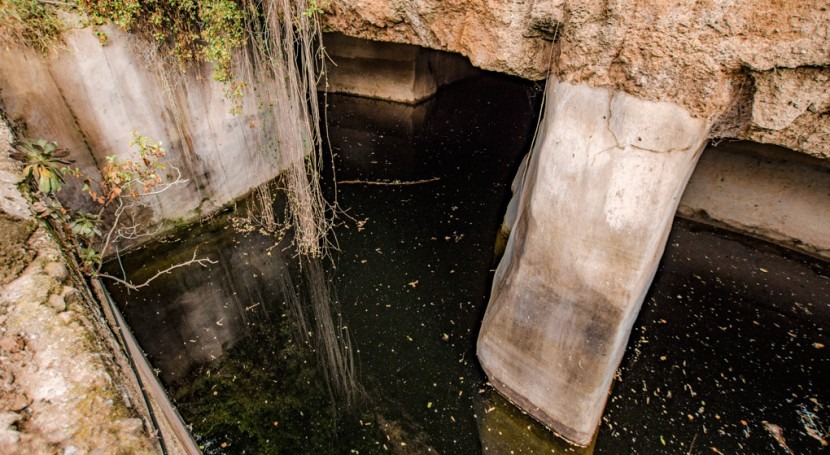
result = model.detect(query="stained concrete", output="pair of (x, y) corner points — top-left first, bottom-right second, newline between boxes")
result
(679, 140), (830, 260)
(478, 80), (709, 445)
(321, 33), (479, 103)
(0, 26), (287, 228)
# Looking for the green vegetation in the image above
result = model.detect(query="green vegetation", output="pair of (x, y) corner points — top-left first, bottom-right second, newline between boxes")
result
(1, 0), (310, 90)
(6, 0), (332, 263)
(80, 0), (246, 84)
(0, 0), (63, 52)
(10, 139), (71, 194)
(11, 134), (181, 277)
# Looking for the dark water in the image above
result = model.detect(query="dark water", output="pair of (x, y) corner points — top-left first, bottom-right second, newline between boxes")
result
(597, 221), (829, 454)
(107, 74), (829, 454)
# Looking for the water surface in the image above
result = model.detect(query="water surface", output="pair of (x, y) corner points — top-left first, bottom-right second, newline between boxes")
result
(107, 74), (828, 454)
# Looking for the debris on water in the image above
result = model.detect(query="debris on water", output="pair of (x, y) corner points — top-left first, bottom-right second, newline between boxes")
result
(797, 402), (828, 447)
(762, 421), (793, 454)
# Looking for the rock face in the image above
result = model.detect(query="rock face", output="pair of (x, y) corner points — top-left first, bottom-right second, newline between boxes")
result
(0, 123), (161, 454)
(323, 0), (830, 158)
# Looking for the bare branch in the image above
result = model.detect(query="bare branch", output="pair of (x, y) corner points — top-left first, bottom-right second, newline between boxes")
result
(137, 165), (188, 196)
(98, 251), (217, 290)
(95, 164), (188, 267)
(98, 199), (126, 263)
(337, 177), (440, 186)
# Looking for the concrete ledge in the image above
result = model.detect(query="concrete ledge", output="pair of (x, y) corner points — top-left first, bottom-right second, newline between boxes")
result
(679, 140), (830, 260)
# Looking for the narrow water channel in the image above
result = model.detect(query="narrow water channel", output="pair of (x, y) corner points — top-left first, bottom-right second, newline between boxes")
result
(106, 74), (828, 454)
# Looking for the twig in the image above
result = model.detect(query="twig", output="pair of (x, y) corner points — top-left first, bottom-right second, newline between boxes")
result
(98, 251), (217, 290)
(336, 177), (440, 186)
(38, 0), (76, 7)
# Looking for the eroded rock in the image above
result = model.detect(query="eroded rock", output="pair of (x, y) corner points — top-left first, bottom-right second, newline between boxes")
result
(0, 123), (159, 454)
(325, 0), (830, 157)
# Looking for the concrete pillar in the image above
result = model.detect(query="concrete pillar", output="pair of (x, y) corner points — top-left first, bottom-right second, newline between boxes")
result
(478, 80), (709, 445)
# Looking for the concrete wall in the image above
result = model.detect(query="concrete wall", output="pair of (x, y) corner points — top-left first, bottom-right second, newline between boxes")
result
(481, 76), (830, 445)
(679, 141), (830, 260)
(0, 26), (288, 229)
(321, 33), (479, 103)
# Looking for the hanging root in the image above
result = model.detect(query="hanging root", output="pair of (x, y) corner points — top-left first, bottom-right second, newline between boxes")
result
(237, 0), (331, 258)
(232, 1), (358, 406)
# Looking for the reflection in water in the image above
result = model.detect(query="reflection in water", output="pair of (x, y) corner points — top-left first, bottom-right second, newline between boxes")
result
(107, 215), (292, 385)
(476, 391), (595, 454)
(296, 257), (361, 408)
(107, 73), (550, 454)
(107, 209), (380, 452)
(322, 74), (547, 455)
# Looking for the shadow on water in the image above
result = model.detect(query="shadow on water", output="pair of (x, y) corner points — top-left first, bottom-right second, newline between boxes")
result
(105, 73), (828, 454)
(106, 209), (380, 453)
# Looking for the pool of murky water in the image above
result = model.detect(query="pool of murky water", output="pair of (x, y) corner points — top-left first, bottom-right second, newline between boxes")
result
(106, 74), (828, 454)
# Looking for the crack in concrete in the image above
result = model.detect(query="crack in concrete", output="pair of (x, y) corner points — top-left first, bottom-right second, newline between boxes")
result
(605, 91), (695, 155)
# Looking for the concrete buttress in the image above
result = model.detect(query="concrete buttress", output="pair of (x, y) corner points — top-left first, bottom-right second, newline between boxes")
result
(477, 80), (709, 445)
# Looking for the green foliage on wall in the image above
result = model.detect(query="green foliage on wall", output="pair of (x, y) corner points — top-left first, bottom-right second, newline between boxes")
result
(0, 0), (63, 52)
(79, 0), (246, 84)
(1, 0), (276, 89)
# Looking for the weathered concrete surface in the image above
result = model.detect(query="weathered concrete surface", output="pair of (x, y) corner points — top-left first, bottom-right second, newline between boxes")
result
(323, 0), (830, 158)
(679, 141), (830, 260)
(478, 81), (708, 445)
(0, 25), (288, 228)
(0, 124), (161, 454)
(322, 33), (478, 103)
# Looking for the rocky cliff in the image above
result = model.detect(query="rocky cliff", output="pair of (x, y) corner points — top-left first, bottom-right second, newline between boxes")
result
(323, 0), (829, 158)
